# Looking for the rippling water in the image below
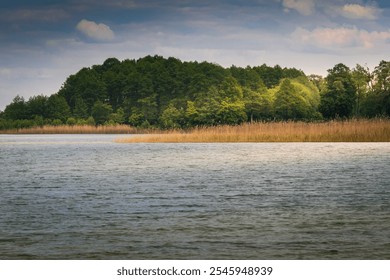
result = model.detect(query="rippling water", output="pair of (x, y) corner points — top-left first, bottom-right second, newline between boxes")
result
(0, 135), (390, 259)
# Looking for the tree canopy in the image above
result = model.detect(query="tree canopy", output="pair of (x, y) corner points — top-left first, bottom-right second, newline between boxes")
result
(1, 55), (389, 130)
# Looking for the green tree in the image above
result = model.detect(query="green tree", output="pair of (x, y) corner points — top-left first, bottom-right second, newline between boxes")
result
(33, 115), (45, 127)
(308, 75), (325, 91)
(184, 101), (199, 126)
(160, 104), (184, 128)
(103, 69), (126, 110)
(91, 101), (113, 125)
(128, 111), (145, 127)
(3, 95), (28, 120)
(291, 77), (321, 113)
(46, 94), (71, 122)
(372, 60), (390, 116)
(73, 97), (89, 119)
(58, 67), (107, 110)
(109, 108), (125, 124)
(216, 100), (247, 124)
(319, 63), (356, 119)
(374, 60), (390, 92)
(274, 79), (313, 120)
(230, 66), (264, 91)
(219, 76), (243, 101)
(135, 94), (159, 124)
(191, 77), (247, 125)
(26, 95), (48, 119)
(243, 86), (273, 121)
(253, 64), (283, 88)
(193, 86), (220, 125)
(352, 64), (371, 117)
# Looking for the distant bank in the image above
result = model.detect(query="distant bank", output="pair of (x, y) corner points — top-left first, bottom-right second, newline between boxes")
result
(115, 119), (390, 143)
(0, 124), (136, 134)
(1, 119), (389, 142)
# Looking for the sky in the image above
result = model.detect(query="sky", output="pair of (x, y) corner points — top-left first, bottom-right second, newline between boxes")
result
(0, 0), (389, 110)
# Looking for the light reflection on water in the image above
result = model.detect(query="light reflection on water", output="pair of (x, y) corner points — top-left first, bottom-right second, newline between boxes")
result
(0, 135), (390, 259)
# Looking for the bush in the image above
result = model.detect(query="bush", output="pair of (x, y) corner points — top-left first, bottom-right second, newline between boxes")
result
(85, 116), (96, 126)
(66, 117), (77, 126)
(52, 119), (63, 126)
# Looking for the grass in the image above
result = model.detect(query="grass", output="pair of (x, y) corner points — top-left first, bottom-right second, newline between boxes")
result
(115, 119), (390, 143)
(2, 119), (389, 142)
(0, 124), (137, 134)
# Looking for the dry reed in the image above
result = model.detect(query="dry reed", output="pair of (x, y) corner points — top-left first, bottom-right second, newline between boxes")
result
(1, 124), (137, 134)
(115, 119), (390, 143)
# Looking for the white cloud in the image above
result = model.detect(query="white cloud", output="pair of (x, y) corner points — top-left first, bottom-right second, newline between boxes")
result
(76, 19), (115, 41)
(339, 4), (380, 20)
(292, 26), (390, 49)
(282, 0), (315, 16)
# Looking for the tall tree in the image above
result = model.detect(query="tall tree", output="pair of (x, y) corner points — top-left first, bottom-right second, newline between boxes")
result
(26, 95), (48, 119)
(371, 60), (390, 116)
(46, 94), (71, 122)
(3, 95), (28, 120)
(352, 64), (372, 117)
(274, 79), (313, 120)
(319, 63), (356, 119)
(160, 104), (184, 128)
(73, 97), (89, 119)
(58, 67), (107, 110)
(91, 101), (113, 125)
(243, 86), (273, 122)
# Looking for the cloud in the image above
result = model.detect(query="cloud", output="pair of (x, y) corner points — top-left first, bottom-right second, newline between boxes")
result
(338, 4), (380, 20)
(282, 0), (315, 16)
(76, 19), (115, 41)
(292, 26), (390, 49)
(1, 8), (69, 22)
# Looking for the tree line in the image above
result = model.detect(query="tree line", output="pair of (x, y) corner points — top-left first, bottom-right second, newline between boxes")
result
(0, 55), (389, 130)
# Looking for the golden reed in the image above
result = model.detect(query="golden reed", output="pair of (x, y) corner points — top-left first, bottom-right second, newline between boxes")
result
(1, 124), (136, 134)
(115, 119), (390, 143)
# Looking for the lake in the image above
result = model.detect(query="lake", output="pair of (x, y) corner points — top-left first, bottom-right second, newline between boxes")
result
(0, 135), (389, 259)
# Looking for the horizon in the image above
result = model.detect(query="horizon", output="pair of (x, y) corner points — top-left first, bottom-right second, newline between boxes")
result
(1, 0), (389, 110)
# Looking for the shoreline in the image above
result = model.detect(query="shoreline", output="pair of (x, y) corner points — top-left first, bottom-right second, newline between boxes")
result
(1, 119), (389, 142)
(0, 124), (137, 134)
(116, 119), (390, 143)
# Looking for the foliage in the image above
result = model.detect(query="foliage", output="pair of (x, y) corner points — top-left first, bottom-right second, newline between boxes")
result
(274, 79), (313, 120)
(46, 94), (71, 122)
(91, 101), (113, 125)
(3, 95), (28, 120)
(1, 55), (389, 131)
(319, 63), (356, 119)
(160, 104), (184, 128)
(371, 61), (390, 116)
(351, 64), (371, 116)
(109, 108), (125, 124)
(243, 86), (273, 122)
(350, 61), (389, 118)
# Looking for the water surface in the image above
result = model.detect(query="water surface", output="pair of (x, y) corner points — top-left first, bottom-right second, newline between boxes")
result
(1, 135), (389, 259)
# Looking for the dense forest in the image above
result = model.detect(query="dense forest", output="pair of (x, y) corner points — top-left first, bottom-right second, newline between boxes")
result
(0, 55), (389, 130)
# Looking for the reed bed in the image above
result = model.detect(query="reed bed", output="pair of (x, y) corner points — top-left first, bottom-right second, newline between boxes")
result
(1, 124), (137, 134)
(116, 119), (390, 143)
